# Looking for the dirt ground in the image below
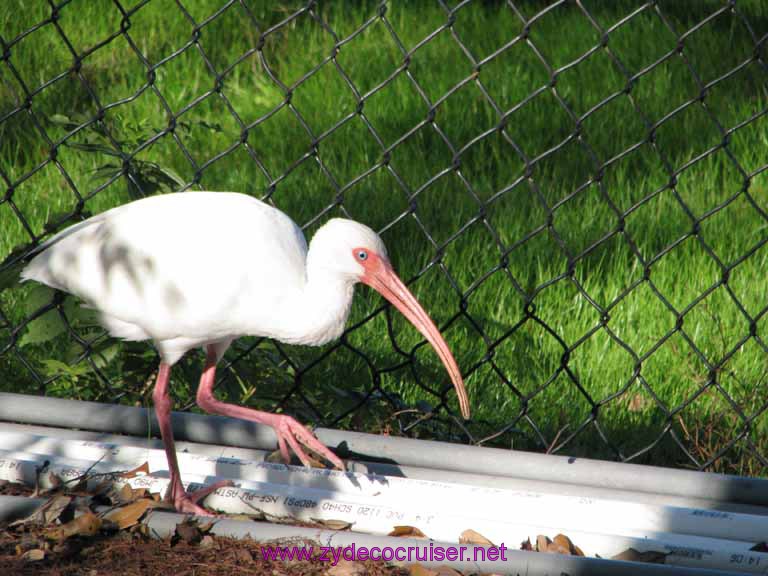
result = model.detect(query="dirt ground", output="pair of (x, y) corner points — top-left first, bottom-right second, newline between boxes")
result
(1, 530), (415, 576)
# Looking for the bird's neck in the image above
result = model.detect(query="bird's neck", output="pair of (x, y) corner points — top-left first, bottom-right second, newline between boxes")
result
(274, 268), (356, 347)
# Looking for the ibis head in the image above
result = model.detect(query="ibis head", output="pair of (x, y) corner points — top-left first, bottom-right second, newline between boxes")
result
(307, 218), (470, 420)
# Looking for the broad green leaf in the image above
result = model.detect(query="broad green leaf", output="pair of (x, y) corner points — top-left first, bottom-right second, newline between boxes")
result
(19, 310), (67, 346)
(62, 300), (99, 327)
(23, 284), (56, 314)
(41, 359), (91, 381)
(19, 289), (97, 347)
(152, 164), (185, 188)
(86, 339), (121, 369)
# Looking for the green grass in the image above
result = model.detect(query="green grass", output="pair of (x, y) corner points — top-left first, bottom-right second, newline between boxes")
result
(2, 0), (768, 474)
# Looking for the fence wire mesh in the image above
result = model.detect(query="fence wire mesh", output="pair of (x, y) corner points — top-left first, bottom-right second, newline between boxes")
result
(1, 0), (768, 475)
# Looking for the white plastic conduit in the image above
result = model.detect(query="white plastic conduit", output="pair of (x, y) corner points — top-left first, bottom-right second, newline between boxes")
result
(1, 431), (767, 544)
(2, 392), (766, 507)
(2, 440), (768, 572)
(4, 421), (766, 517)
(0, 495), (748, 576)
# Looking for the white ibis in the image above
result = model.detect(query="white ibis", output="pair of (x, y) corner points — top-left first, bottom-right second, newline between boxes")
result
(21, 191), (470, 515)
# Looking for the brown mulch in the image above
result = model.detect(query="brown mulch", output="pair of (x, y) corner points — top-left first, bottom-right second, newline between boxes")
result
(0, 482), (409, 575)
(0, 528), (409, 576)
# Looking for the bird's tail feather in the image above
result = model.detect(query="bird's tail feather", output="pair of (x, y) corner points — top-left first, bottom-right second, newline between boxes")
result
(20, 215), (105, 287)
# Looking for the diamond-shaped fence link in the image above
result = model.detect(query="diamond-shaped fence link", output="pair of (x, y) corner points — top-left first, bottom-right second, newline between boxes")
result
(1, 0), (768, 475)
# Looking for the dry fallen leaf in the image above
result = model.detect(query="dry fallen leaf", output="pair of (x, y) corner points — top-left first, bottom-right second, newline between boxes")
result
(233, 548), (254, 563)
(91, 479), (114, 497)
(408, 565), (438, 576)
(15, 537), (40, 555)
(46, 511), (102, 541)
(460, 529), (495, 547)
(227, 513), (259, 521)
(307, 454), (332, 469)
(265, 449), (285, 464)
(120, 461), (150, 479)
(628, 393), (647, 412)
(10, 494), (72, 527)
(310, 518), (354, 531)
(326, 559), (367, 576)
(47, 472), (64, 490)
(266, 450), (333, 469)
(407, 565), (461, 576)
(52, 539), (81, 556)
(536, 535), (550, 552)
(553, 534), (584, 556)
(103, 499), (157, 530)
(39, 494), (73, 524)
(173, 518), (205, 545)
(389, 526), (428, 539)
(612, 548), (668, 564)
(112, 484), (137, 504)
(533, 534), (584, 556)
(21, 549), (46, 562)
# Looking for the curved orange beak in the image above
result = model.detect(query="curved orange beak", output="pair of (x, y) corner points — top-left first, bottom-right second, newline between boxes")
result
(360, 252), (470, 420)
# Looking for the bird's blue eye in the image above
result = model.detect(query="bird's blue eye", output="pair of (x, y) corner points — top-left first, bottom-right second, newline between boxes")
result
(357, 250), (368, 261)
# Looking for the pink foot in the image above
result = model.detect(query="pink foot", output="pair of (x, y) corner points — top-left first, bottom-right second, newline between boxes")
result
(274, 415), (345, 471)
(171, 479), (233, 516)
(195, 348), (345, 472)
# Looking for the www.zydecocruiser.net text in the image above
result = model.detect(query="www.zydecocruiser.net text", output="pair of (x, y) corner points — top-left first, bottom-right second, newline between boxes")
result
(261, 543), (510, 565)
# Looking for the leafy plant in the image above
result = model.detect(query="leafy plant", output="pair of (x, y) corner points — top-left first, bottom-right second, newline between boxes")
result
(47, 113), (192, 200)
(3, 115), (225, 397)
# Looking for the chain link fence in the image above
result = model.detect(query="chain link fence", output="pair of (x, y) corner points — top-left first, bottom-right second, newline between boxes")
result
(1, 0), (768, 475)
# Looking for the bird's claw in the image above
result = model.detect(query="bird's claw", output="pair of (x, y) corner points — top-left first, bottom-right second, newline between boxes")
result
(275, 415), (345, 471)
(172, 496), (217, 517)
(169, 479), (234, 516)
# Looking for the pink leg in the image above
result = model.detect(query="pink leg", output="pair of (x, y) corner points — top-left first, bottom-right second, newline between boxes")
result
(152, 363), (231, 515)
(196, 347), (344, 470)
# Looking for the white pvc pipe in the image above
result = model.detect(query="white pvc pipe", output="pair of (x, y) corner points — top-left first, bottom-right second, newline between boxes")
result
(2, 430), (768, 545)
(146, 510), (753, 576)
(0, 496), (741, 576)
(2, 449), (768, 573)
(5, 421), (766, 518)
(2, 392), (766, 508)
